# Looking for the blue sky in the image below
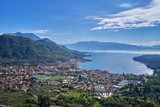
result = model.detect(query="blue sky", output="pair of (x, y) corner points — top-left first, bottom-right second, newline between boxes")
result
(0, 0), (160, 45)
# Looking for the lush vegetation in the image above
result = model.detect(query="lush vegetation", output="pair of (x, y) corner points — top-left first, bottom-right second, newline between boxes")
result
(2, 86), (159, 107)
(1, 77), (160, 106)
(0, 35), (82, 64)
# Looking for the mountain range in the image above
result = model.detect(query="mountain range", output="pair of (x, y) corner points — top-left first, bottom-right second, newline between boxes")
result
(0, 34), (82, 63)
(65, 41), (160, 51)
(1, 32), (160, 64)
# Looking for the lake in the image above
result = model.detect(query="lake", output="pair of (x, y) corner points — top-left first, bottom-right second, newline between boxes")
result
(78, 51), (154, 75)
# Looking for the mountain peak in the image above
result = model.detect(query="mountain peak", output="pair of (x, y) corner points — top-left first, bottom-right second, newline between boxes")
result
(5, 32), (41, 41)
(15, 32), (35, 35)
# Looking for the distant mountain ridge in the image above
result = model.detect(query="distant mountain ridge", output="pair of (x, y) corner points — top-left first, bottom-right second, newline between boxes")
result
(0, 34), (82, 63)
(6, 32), (41, 41)
(65, 41), (160, 51)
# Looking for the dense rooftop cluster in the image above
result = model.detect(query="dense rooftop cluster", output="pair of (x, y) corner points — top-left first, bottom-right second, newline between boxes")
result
(0, 59), (122, 94)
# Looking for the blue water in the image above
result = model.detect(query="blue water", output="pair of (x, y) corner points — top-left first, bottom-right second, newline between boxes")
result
(78, 52), (153, 75)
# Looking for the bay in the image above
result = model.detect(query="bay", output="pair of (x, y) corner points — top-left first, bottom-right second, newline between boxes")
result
(78, 52), (154, 75)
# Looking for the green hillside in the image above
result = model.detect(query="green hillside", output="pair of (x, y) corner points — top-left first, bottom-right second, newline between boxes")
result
(0, 34), (81, 63)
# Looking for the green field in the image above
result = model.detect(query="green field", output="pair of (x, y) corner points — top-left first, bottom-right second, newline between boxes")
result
(36, 75), (50, 79)
(33, 75), (51, 80)
(49, 76), (64, 81)
(97, 84), (103, 86)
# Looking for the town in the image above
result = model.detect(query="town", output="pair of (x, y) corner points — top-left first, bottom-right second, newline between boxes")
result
(0, 58), (143, 102)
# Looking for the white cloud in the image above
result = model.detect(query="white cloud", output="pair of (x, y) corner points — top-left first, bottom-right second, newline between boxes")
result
(132, 41), (160, 46)
(22, 30), (49, 34)
(32, 30), (48, 34)
(40, 36), (50, 39)
(119, 3), (133, 8)
(89, 0), (160, 30)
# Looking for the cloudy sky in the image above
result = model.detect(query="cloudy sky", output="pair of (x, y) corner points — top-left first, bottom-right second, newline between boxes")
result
(0, 0), (160, 45)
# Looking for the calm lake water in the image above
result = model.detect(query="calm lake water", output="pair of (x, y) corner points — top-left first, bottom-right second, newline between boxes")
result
(78, 52), (154, 75)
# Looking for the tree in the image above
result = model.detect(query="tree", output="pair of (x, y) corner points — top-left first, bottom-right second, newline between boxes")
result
(38, 95), (50, 107)
(93, 101), (101, 107)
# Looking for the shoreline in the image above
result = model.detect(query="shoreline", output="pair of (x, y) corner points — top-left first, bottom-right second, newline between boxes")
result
(78, 52), (154, 75)
(133, 59), (154, 75)
(133, 58), (156, 75)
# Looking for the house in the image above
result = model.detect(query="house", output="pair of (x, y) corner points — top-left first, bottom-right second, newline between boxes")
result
(94, 86), (105, 91)
(62, 80), (69, 84)
(21, 83), (28, 91)
(118, 80), (142, 88)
